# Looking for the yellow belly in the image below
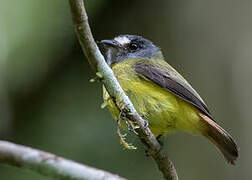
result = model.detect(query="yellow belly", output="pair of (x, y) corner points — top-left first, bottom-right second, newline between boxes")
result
(103, 59), (202, 136)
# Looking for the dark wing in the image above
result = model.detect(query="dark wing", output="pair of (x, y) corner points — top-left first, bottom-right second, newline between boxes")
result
(133, 61), (214, 120)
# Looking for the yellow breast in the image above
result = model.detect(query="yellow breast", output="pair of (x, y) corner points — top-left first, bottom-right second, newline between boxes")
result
(103, 59), (202, 136)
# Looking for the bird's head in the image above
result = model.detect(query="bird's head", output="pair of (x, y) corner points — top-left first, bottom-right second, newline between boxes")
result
(100, 34), (164, 65)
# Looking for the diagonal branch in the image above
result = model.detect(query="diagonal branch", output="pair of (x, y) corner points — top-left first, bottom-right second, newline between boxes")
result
(68, 0), (178, 179)
(0, 140), (126, 180)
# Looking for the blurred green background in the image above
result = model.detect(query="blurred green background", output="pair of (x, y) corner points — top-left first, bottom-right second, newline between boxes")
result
(0, 0), (251, 179)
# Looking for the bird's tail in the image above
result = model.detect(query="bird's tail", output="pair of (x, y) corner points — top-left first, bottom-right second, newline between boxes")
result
(199, 113), (239, 165)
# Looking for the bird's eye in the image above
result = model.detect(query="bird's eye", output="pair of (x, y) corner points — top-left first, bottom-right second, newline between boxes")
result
(129, 43), (138, 51)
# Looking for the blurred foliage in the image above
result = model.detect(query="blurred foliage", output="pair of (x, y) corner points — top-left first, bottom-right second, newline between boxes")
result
(0, 0), (251, 180)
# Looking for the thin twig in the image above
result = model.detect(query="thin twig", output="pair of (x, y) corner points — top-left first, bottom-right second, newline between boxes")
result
(0, 141), (126, 180)
(68, 0), (178, 179)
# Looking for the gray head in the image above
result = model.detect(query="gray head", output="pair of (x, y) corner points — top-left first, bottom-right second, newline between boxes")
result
(100, 35), (164, 65)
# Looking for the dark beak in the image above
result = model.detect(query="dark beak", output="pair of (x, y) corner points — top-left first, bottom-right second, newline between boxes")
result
(99, 39), (121, 48)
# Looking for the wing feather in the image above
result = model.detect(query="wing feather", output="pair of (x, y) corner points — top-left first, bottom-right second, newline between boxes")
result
(133, 61), (214, 120)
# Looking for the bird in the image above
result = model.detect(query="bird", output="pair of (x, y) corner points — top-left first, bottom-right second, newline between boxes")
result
(100, 34), (238, 164)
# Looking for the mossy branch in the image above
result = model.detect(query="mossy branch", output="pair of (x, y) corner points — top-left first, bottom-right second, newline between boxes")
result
(68, 0), (178, 179)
